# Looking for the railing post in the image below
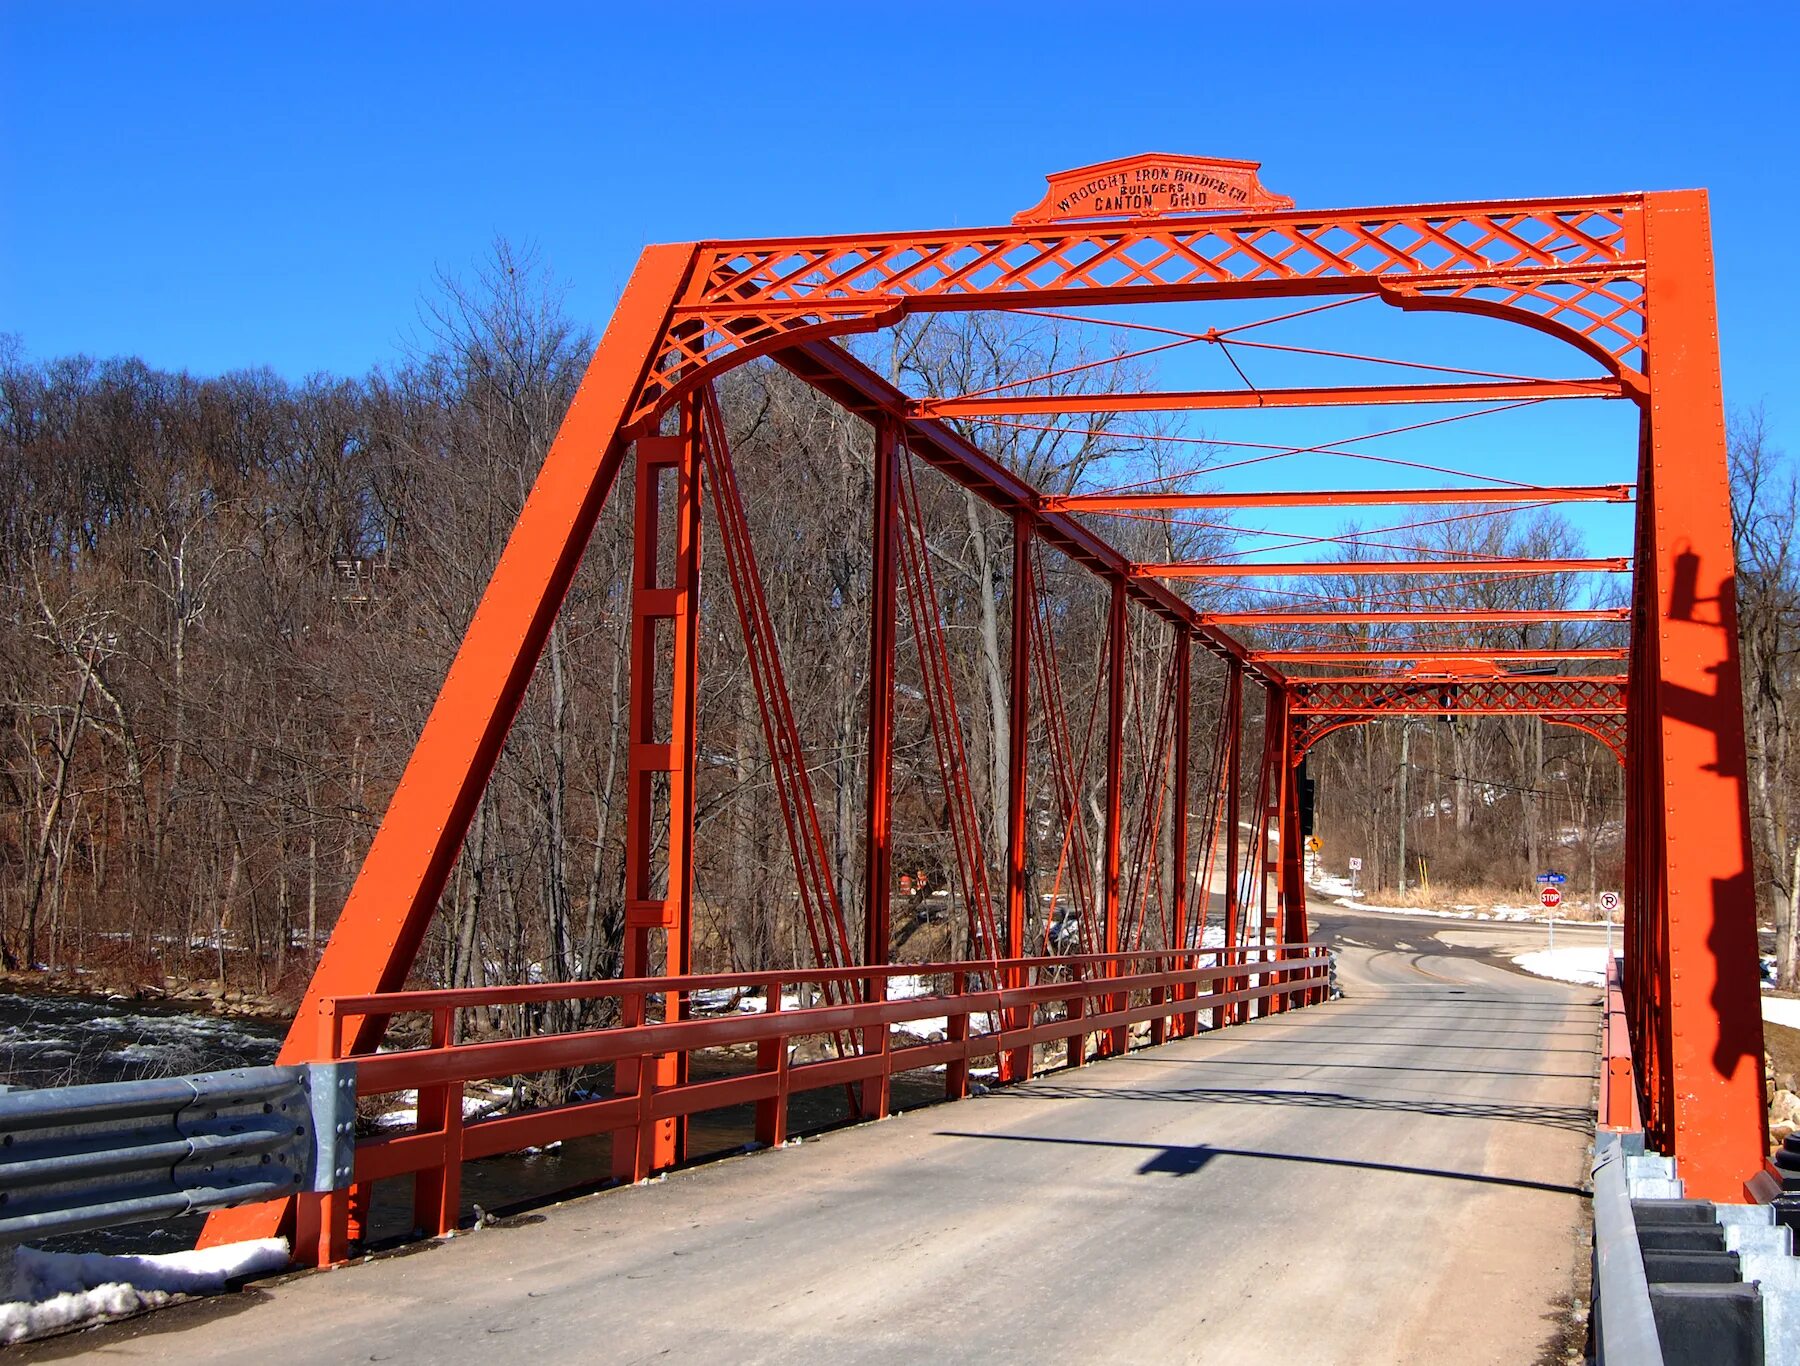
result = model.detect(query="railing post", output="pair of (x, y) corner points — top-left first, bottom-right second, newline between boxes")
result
(297, 997), (350, 1267)
(946, 970), (970, 1100)
(862, 968), (892, 1120)
(755, 978), (788, 1148)
(1065, 961), (1087, 1069)
(412, 1007), (462, 1238)
(629, 1013), (662, 1183)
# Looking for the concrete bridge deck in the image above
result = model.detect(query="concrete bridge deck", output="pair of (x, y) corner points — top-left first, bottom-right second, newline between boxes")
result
(38, 910), (1603, 1365)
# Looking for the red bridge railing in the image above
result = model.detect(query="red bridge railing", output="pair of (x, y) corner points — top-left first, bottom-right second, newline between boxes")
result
(291, 943), (1330, 1264)
(1598, 953), (1642, 1137)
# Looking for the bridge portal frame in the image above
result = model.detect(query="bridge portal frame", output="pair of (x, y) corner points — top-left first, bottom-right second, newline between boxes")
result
(205, 173), (1767, 1253)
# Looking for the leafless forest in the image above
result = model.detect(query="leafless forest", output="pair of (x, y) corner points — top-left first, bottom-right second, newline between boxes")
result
(4, 246), (1795, 1000)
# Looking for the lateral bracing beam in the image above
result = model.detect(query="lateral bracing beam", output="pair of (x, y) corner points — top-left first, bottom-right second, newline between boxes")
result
(1205, 608), (1629, 625)
(913, 376), (1628, 419)
(1052, 485), (1633, 512)
(1138, 557), (1630, 579)
(1251, 648), (1627, 664)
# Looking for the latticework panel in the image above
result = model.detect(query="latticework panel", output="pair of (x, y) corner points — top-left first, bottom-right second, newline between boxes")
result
(635, 198), (1645, 423)
(1288, 677), (1628, 761)
(1291, 676), (1627, 716)
(1383, 270), (1647, 370)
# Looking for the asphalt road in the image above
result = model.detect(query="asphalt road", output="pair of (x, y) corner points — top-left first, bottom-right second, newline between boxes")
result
(42, 902), (1603, 1365)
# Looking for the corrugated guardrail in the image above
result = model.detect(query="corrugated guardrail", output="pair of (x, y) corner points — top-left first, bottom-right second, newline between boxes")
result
(1592, 1131), (1665, 1364)
(0, 1063), (354, 1243)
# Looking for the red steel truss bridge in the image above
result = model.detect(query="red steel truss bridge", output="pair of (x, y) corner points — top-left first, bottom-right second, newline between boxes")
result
(197, 153), (1769, 1277)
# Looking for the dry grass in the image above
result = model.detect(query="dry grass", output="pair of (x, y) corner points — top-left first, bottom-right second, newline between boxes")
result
(1336, 881), (1620, 923)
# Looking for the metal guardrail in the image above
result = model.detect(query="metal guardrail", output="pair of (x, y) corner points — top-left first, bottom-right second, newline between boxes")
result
(1592, 1132), (1665, 1364)
(0, 1063), (355, 1243)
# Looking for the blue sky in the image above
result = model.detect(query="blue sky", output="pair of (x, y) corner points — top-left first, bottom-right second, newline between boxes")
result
(0, 0), (1791, 570)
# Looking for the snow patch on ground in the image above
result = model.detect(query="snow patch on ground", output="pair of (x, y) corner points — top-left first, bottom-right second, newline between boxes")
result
(1763, 996), (1800, 1031)
(0, 1239), (288, 1344)
(890, 1011), (999, 1042)
(1509, 946), (1613, 988)
(373, 1087), (509, 1130)
(690, 973), (1007, 1043)
(691, 974), (941, 1019)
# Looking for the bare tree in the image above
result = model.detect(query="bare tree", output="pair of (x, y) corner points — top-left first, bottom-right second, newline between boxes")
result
(1731, 407), (1800, 987)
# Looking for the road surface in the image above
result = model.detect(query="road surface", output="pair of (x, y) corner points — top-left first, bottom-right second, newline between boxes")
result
(34, 903), (1602, 1365)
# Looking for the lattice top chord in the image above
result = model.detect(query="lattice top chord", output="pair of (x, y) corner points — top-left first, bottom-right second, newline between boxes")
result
(634, 190), (1648, 424)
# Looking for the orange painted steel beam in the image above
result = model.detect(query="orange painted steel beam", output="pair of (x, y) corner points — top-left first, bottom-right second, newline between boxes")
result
(912, 376), (1627, 419)
(1050, 484), (1633, 512)
(1137, 556), (1630, 578)
(1631, 190), (1767, 1198)
(1252, 647), (1627, 664)
(1203, 608), (1630, 626)
(613, 407), (703, 1181)
(198, 241), (702, 1254)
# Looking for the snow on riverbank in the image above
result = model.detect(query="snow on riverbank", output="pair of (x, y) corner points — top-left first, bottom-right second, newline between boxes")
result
(1503, 947), (1791, 1003)
(689, 973), (995, 1042)
(1510, 946), (1613, 988)
(0, 1239), (287, 1344)
(1764, 996), (1800, 1031)
(690, 973), (941, 1018)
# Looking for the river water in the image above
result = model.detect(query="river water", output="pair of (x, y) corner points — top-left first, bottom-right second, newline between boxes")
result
(0, 989), (283, 1255)
(0, 991), (282, 1091)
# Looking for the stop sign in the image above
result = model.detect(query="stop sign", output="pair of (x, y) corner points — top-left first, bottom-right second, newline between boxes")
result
(1540, 885), (1562, 910)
